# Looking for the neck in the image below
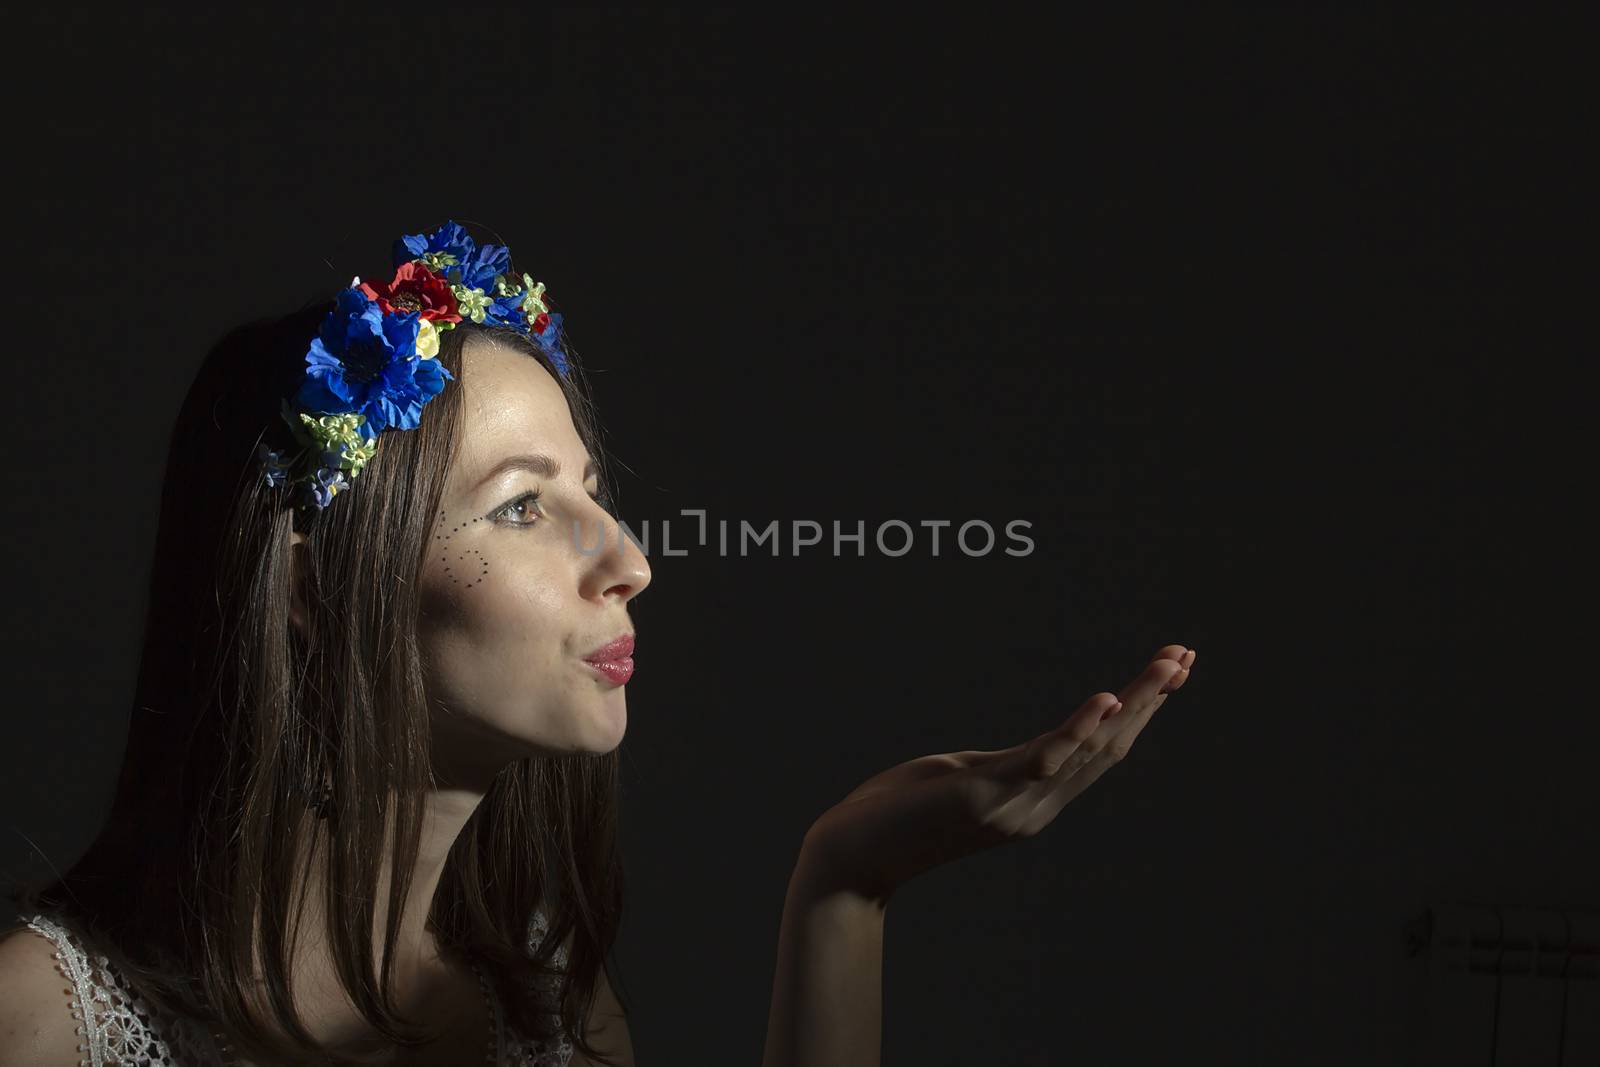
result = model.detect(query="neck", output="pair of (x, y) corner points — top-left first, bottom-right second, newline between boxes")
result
(258, 780), (496, 1054)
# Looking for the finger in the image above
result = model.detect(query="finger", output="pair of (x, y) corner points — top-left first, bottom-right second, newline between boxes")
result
(1118, 655), (1185, 712)
(992, 649), (1192, 803)
(1123, 648), (1196, 737)
(1104, 649), (1192, 742)
(1153, 643), (1190, 666)
(966, 692), (1119, 838)
(1052, 687), (1168, 805)
(1040, 678), (1169, 795)
(1022, 712), (1156, 833)
(1109, 645), (1188, 714)
(1153, 647), (1197, 698)
(1024, 657), (1176, 781)
(1003, 691), (1122, 781)
(999, 649), (1191, 778)
(1017, 657), (1187, 831)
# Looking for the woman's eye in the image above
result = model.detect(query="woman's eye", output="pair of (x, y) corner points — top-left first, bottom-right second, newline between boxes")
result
(492, 489), (611, 528)
(494, 490), (544, 527)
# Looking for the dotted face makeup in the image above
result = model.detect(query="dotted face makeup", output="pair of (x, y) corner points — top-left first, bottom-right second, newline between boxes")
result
(436, 510), (491, 587)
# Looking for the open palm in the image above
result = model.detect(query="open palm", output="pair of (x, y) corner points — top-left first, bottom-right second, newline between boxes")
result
(802, 645), (1197, 904)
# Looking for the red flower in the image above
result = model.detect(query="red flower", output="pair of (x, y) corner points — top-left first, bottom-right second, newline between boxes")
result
(360, 262), (461, 323)
(530, 311), (550, 334)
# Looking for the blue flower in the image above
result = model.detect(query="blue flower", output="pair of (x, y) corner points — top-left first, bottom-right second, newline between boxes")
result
(393, 220), (475, 269)
(484, 291), (533, 334)
(448, 242), (511, 292)
(532, 311), (568, 376)
(258, 442), (292, 488)
(307, 466), (351, 510)
(294, 287), (456, 435)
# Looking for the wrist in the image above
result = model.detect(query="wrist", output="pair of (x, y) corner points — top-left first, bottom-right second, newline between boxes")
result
(794, 829), (893, 915)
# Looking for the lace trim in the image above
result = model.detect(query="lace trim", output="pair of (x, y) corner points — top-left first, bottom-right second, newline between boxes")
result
(511, 909), (575, 1066)
(18, 909), (574, 1066)
(19, 911), (222, 1067)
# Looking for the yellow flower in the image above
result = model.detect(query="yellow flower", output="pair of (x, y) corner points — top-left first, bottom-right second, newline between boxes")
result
(416, 318), (439, 360)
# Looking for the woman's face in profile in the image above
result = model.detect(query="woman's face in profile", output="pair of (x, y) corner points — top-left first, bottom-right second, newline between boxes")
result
(416, 334), (650, 782)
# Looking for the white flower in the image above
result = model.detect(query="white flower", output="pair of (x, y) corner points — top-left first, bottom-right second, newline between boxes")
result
(415, 319), (439, 360)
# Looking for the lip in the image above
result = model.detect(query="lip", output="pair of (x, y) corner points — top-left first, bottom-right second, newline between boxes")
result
(584, 657), (634, 685)
(582, 633), (634, 663)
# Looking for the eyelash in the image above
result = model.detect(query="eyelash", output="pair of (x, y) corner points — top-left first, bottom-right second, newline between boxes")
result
(490, 489), (612, 529)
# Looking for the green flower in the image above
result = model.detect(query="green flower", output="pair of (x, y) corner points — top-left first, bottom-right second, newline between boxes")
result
(520, 275), (549, 316)
(299, 412), (377, 477)
(451, 284), (492, 323)
(419, 251), (459, 273)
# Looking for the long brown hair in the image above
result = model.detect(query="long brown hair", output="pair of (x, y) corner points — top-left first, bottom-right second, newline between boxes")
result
(7, 303), (630, 1065)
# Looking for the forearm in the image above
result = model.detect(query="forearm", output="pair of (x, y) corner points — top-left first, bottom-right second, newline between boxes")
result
(761, 843), (888, 1067)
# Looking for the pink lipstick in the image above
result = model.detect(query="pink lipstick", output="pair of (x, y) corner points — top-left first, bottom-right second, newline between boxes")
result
(582, 633), (635, 685)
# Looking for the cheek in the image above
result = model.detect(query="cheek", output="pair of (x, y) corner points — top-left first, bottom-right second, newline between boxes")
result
(430, 510), (492, 589)
(416, 513), (606, 753)
(419, 511), (564, 668)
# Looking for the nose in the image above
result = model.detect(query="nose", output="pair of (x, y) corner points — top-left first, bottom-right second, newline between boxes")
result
(576, 510), (652, 604)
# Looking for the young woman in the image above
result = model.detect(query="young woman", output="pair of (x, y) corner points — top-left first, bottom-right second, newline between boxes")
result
(0, 221), (1195, 1067)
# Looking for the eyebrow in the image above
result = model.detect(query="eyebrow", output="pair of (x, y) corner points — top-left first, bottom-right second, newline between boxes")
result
(472, 452), (599, 492)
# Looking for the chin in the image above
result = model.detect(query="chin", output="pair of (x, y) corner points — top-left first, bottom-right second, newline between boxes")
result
(585, 691), (628, 753)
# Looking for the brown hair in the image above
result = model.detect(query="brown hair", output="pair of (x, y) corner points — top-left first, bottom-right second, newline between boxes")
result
(7, 304), (629, 1065)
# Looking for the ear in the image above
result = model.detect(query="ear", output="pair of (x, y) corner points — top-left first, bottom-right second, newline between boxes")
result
(289, 529), (311, 636)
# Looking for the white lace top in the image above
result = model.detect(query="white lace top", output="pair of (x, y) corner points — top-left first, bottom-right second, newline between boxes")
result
(17, 908), (575, 1066)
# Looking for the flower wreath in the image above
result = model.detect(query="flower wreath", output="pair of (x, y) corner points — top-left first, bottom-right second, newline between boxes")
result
(258, 220), (568, 511)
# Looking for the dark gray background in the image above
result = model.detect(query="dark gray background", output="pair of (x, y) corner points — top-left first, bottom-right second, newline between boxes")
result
(4, 8), (1590, 1065)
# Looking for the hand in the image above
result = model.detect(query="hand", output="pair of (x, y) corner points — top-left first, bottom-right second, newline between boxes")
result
(798, 645), (1198, 906)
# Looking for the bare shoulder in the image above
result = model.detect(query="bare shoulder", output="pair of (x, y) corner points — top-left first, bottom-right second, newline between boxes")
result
(0, 922), (83, 1066)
